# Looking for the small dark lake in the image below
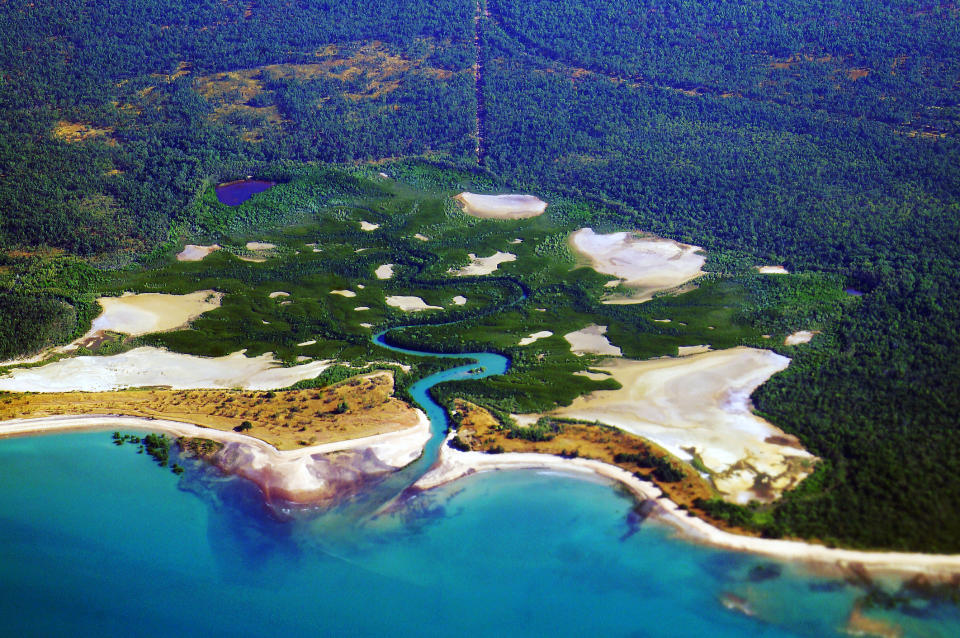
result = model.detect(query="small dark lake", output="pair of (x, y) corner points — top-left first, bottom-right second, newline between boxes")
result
(844, 288), (864, 297)
(215, 179), (275, 206)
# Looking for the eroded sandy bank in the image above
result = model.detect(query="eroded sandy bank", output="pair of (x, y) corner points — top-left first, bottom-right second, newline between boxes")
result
(415, 441), (960, 577)
(0, 411), (430, 504)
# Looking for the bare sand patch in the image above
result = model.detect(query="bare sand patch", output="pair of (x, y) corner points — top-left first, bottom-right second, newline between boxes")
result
(238, 255), (267, 263)
(297, 339), (317, 347)
(355, 306), (370, 311)
(570, 228), (706, 304)
(518, 331), (553, 346)
(176, 244), (220, 261)
(564, 325), (621, 356)
(83, 291), (222, 341)
(414, 233), (429, 241)
(375, 264), (394, 280)
(359, 221), (380, 231)
(359, 323), (373, 328)
(268, 291), (290, 299)
(451, 295), (467, 306)
(785, 330), (819, 345)
(678, 345), (712, 356)
(757, 265), (790, 275)
(246, 241), (276, 250)
(574, 370), (610, 380)
(330, 289), (357, 298)
(453, 192), (548, 219)
(0, 347), (332, 392)
(450, 251), (516, 276)
(543, 347), (813, 502)
(386, 296), (442, 312)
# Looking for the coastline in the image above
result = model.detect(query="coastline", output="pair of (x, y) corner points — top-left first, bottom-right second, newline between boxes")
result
(415, 435), (960, 578)
(0, 411), (431, 503)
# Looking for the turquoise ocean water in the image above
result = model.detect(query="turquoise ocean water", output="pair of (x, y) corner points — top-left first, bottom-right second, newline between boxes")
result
(1, 336), (957, 636)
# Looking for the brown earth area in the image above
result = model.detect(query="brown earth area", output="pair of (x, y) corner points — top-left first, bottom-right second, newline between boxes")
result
(449, 399), (762, 534)
(0, 372), (418, 451)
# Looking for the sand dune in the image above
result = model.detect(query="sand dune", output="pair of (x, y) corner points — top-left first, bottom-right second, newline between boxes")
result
(450, 251), (516, 276)
(570, 228), (706, 304)
(453, 192), (547, 219)
(0, 347), (332, 392)
(541, 348), (812, 502)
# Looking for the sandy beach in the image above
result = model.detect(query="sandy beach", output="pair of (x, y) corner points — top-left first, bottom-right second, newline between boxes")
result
(415, 440), (960, 577)
(0, 410), (430, 503)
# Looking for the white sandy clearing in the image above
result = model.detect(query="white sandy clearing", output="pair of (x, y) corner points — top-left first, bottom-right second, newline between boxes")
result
(454, 192), (548, 219)
(355, 306), (370, 312)
(678, 345), (712, 356)
(564, 325), (621, 356)
(238, 255), (267, 263)
(330, 289), (357, 298)
(415, 439), (960, 577)
(359, 221), (380, 231)
(385, 296), (442, 312)
(359, 323), (373, 328)
(542, 347), (812, 503)
(757, 265), (790, 275)
(83, 291), (223, 340)
(518, 331), (553, 346)
(509, 238), (522, 244)
(570, 228), (706, 304)
(246, 241), (276, 250)
(784, 330), (819, 345)
(375, 264), (394, 280)
(297, 340), (317, 347)
(450, 251), (516, 276)
(0, 410), (430, 503)
(268, 291), (290, 299)
(653, 319), (671, 323)
(414, 233), (429, 242)
(176, 244), (220, 261)
(451, 296), (467, 306)
(0, 347), (332, 392)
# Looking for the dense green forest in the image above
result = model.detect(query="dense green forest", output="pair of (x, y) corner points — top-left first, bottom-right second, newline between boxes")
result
(1, 0), (959, 551)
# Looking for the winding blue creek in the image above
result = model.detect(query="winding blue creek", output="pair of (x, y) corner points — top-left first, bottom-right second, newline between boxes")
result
(0, 331), (956, 637)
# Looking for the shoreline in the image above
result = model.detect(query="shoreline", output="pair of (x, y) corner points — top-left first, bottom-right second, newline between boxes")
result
(0, 412), (431, 503)
(415, 436), (960, 578)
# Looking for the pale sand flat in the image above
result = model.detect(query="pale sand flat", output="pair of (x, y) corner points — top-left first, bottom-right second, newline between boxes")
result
(757, 265), (790, 274)
(85, 291), (223, 338)
(0, 347), (333, 392)
(176, 244), (220, 261)
(360, 221), (380, 231)
(518, 331), (553, 346)
(375, 264), (394, 280)
(414, 233), (429, 241)
(677, 345), (712, 356)
(245, 241), (276, 250)
(564, 325), (621, 356)
(268, 291), (290, 298)
(297, 340), (317, 347)
(238, 255), (267, 263)
(454, 192), (548, 219)
(451, 295), (467, 306)
(385, 296), (442, 312)
(330, 290), (357, 298)
(784, 330), (819, 345)
(354, 306), (370, 311)
(570, 228), (706, 304)
(450, 251), (516, 276)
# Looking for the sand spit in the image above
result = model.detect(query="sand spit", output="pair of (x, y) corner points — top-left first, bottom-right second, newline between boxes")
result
(0, 411), (430, 505)
(564, 325), (621, 356)
(0, 347), (332, 392)
(453, 192), (547, 219)
(570, 228), (706, 304)
(451, 295), (467, 306)
(246, 241), (276, 250)
(359, 221), (380, 231)
(82, 291), (223, 341)
(544, 347), (811, 503)
(450, 251), (516, 276)
(415, 442), (960, 577)
(784, 330), (819, 345)
(518, 331), (553, 346)
(176, 244), (220, 261)
(386, 296), (442, 312)
(330, 289), (357, 298)
(757, 265), (790, 275)
(375, 264), (395, 280)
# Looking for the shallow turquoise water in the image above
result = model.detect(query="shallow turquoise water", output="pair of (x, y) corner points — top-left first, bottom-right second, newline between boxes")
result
(1, 432), (958, 637)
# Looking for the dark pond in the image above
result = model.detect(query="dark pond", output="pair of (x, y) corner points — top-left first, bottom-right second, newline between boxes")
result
(844, 288), (864, 297)
(215, 179), (275, 206)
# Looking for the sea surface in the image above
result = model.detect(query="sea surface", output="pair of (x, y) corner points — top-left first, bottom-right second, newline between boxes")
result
(1, 432), (958, 637)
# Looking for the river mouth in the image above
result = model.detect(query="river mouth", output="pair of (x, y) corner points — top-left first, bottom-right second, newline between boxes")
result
(215, 179), (275, 206)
